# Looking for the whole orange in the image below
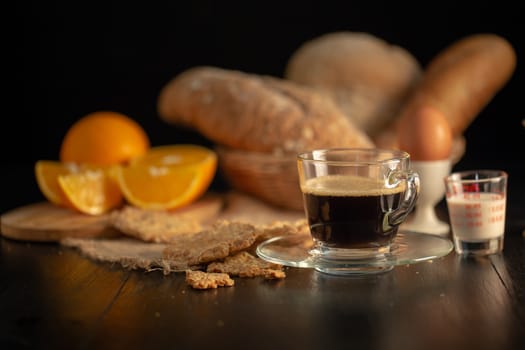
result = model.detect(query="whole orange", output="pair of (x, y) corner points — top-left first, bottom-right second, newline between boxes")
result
(60, 111), (150, 165)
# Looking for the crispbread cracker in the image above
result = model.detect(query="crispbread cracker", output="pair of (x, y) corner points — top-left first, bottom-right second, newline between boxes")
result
(110, 206), (202, 242)
(185, 270), (234, 289)
(61, 192), (310, 289)
(109, 195), (223, 243)
(162, 221), (258, 269)
(207, 251), (285, 279)
(161, 218), (307, 270)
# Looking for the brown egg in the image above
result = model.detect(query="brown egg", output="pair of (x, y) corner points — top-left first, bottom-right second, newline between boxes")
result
(398, 105), (453, 160)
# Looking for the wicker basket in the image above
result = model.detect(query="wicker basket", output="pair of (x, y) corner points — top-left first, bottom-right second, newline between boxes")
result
(216, 147), (304, 211)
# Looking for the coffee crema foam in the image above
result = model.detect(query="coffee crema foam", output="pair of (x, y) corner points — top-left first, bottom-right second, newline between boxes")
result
(301, 174), (405, 197)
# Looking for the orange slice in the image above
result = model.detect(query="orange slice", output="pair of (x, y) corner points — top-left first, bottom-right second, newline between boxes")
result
(35, 161), (82, 208)
(58, 166), (123, 215)
(117, 145), (217, 210)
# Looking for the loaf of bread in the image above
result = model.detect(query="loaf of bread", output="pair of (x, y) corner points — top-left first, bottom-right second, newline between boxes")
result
(285, 32), (423, 137)
(375, 33), (517, 152)
(157, 66), (374, 155)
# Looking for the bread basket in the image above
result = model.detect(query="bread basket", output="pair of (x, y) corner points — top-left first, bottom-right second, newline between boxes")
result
(216, 147), (304, 211)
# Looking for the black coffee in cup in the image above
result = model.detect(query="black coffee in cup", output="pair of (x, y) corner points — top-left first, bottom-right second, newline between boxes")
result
(301, 175), (405, 249)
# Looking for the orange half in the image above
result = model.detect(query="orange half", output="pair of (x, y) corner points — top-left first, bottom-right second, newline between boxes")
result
(129, 144), (216, 167)
(117, 145), (217, 210)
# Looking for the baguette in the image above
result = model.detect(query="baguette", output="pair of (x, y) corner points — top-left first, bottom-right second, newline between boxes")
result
(375, 33), (516, 150)
(157, 66), (374, 154)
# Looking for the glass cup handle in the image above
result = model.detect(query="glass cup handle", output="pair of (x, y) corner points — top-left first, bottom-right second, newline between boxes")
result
(384, 170), (420, 228)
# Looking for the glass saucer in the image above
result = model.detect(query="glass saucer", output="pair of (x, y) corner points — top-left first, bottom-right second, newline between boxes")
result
(256, 231), (454, 275)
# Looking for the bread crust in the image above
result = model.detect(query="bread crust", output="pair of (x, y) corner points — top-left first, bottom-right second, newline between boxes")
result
(374, 33), (516, 165)
(285, 32), (423, 136)
(157, 66), (374, 154)
(414, 34), (516, 135)
(375, 33), (516, 150)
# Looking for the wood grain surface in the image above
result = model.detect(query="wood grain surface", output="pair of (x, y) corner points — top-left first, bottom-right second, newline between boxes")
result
(1, 226), (523, 349)
(0, 202), (118, 242)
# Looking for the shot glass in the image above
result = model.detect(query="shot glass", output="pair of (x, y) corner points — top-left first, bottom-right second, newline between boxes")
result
(444, 170), (507, 256)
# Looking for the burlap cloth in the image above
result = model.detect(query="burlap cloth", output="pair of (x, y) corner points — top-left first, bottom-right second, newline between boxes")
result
(61, 192), (305, 274)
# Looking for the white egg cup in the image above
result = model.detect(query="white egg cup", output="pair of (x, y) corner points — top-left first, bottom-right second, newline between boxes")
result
(402, 159), (452, 236)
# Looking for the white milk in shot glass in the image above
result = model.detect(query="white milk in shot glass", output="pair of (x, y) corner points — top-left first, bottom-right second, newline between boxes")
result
(444, 170), (507, 256)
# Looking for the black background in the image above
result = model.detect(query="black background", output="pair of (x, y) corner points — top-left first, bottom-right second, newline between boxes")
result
(5, 0), (524, 213)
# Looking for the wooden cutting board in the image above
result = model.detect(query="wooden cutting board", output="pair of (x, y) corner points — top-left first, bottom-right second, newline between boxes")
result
(0, 195), (225, 242)
(0, 202), (119, 242)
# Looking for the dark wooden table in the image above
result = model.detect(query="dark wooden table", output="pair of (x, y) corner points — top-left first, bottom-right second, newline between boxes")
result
(1, 198), (524, 350)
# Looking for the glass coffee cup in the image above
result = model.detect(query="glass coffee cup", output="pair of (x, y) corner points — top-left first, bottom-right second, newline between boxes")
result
(297, 148), (420, 274)
(257, 148), (453, 275)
